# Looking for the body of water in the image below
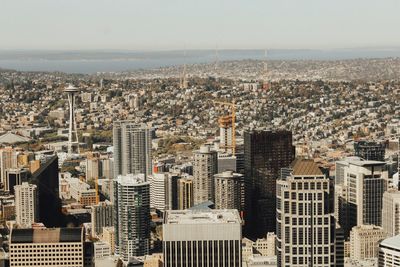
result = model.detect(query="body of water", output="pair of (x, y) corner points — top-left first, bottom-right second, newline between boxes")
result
(1, 48), (400, 74)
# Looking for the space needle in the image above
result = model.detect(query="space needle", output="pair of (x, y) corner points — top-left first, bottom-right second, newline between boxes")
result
(65, 84), (80, 157)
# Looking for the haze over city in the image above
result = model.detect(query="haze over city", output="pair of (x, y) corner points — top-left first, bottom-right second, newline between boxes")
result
(1, 1), (400, 267)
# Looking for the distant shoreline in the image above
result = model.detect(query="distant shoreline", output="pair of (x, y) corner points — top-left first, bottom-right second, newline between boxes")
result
(1, 48), (400, 74)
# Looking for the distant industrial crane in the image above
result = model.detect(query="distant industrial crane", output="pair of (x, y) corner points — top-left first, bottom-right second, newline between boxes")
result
(262, 49), (270, 90)
(180, 50), (188, 89)
(214, 100), (236, 154)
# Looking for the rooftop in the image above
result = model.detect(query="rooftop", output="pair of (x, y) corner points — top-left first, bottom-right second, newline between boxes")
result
(292, 158), (323, 176)
(115, 173), (148, 186)
(11, 228), (83, 244)
(380, 235), (400, 249)
(165, 209), (241, 225)
(0, 132), (31, 144)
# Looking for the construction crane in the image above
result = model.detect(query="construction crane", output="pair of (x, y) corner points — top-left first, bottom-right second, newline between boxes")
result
(95, 176), (100, 204)
(214, 100), (236, 154)
(262, 49), (270, 90)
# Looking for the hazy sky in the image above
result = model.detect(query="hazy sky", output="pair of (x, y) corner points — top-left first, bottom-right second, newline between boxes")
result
(1, 0), (400, 50)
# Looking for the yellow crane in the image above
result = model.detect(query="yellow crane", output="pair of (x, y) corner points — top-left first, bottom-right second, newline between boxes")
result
(214, 100), (236, 154)
(95, 176), (99, 204)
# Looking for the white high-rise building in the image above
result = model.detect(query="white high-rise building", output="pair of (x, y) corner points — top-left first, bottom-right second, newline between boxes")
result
(338, 159), (387, 237)
(382, 189), (400, 237)
(149, 173), (167, 212)
(114, 174), (150, 261)
(379, 235), (400, 267)
(276, 159), (336, 267)
(350, 225), (385, 260)
(14, 182), (38, 228)
(193, 145), (218, 204)
(163, 209), (242, 267)
(113, 121), (152, 179)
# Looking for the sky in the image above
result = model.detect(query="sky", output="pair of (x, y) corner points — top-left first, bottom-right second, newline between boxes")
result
(1, 0), (400, 51)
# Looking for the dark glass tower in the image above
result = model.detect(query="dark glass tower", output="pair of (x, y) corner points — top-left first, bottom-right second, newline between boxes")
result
(354, 140), (385, 161)
(29, 156), (64, 227)
(244, 129), (295, 238)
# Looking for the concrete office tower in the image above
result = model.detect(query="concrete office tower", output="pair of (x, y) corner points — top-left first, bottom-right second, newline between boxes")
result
(335, 156), (363, 185)
(114, 174), (150, 260)
(354, 140), (385, 161)
(86, 158), (102, 181)
(102, 226), (115, 254)
(91, 201), (113, 237)
(14, 182), (38, 228)
(113, 121), (152, 179)
(177, 177), (193, 210)
(338, 160), (387, 238)
(9, 228), (84, 267)
(350, 225), (386, 260)
(382, 189), (400, 237)
(379, 235), (400, 266)
(214, 171), (244, 212)
(101, 158), (113, 180)
(244, 129), (295, 238)
(193, 145), (218, 204)
(0, 147), (17, 189)
(276, 159), (336, 267)
(163, 209), (242, 267)
(149, 173), (167, 212)
(65, 84), (80, 157)
(5, 168), (28, 194)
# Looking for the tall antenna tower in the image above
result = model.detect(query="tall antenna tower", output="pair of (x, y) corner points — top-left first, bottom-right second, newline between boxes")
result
(262, 49), (270, 90)
(65, 84), (80, 157)
(180, 50), (188, 89)
(214, 45), (219, 75)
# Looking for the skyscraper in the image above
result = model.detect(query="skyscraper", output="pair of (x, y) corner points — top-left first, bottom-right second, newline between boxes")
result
(29, 155), (63, 227)
(91, 201), (113, 237)
(244, 129), (295, 237)
(5, 168), (28, 194)
(14, 182), (38, 228)
(338, 159), (387, 238)
(193, 145), (218, 205)
(163, 209), (242, 267)
(354, 140), (385, 161)
(114, 174), (150, 260)
(0, 147), (18, 189)
(149, 173), (167, 212)
(214, 171), (244, 213)
(379, 235), (400, 266)
(276, 159), (336, 267)
(382, 189), (400, 237)
(349, 225), (385, 260)
(113, 121), (152, 179)
(177, 177), (193, 210)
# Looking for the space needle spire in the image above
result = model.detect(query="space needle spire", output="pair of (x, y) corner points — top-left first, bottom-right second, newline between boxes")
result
(65, 84), (80, 157)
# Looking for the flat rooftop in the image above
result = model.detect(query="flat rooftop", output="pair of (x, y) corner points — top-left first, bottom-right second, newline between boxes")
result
(164, 209), (241, 225)
(11, 228), (83, 244)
